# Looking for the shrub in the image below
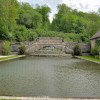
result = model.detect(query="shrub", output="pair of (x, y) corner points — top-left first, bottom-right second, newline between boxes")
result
(73, 45), (81, 56)
(91, 45), (100, 56)
(28, 30), (38, 41)
(96, 40), (100, 46)
(2, 41), (11, 55)
(95, 55), (100, 59)
(18, 45), (26, 55)
(14, 25), (29, 42)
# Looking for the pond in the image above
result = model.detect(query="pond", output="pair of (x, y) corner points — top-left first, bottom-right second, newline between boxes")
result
(0, 56), (100, 98)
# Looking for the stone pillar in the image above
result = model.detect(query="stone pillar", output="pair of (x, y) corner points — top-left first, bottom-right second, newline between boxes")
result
(91, 39), (96, 49)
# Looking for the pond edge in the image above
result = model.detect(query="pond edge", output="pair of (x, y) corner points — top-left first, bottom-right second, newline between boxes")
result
(0, 55), (26, 62)
(76, 56), (100, 64)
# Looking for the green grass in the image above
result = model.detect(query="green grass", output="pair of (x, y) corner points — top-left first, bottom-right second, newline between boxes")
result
(79, 56), (100, 63)
(0, 99), (17, 100)
(0, 55), (25, 61)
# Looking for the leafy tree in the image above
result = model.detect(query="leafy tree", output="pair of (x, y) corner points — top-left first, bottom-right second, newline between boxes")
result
(17, 3), (42, 30)
(51, 4), (100, 39)
(36, 5), (51, 30)
(0, 0), (19, 40)
(14, 25), (29, 42)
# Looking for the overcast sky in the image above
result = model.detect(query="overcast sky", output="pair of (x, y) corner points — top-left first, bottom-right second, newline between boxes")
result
(18, 0), (100, 22)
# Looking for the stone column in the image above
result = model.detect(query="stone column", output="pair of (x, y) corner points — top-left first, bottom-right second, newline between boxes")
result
(91, 39), (96, 49)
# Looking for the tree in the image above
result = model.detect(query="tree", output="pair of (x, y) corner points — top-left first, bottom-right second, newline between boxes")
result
(36, 5), (51, 30)
(7, 0), (19, 32)
(17, 3), (42, 30)
(0, 0), (19, 40)
(14, 25), (29, 42)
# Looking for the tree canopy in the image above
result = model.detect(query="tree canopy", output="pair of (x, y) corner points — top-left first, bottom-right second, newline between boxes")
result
(0, 1), (100, 43)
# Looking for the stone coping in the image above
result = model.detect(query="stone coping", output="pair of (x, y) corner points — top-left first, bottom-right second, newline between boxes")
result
(0, 97), (100, 100)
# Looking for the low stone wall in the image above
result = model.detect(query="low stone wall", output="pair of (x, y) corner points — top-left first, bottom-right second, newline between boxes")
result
(79, 43), (91, 53)
(11, 41), (91, 54)
(65, 42), (91, 53)
(11, 42), (20, 54)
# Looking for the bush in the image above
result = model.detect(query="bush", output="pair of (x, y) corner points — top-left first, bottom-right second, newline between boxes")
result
(18, 45), (26, 55)
(14, 25), (29, 42)
(95, 55), (100, 59)
(73, 45), (81, 56)
(91, 45), (100, 56)
(96, 40), (100, 46)
(28, 30), (38, 41)
(2, 41), (11, 55)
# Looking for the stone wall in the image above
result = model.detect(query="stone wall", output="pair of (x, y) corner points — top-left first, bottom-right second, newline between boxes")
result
(11, 39), (91, 54)
(65, 42), (90, 53)
(79, 43), (91, 53)
(11, 42), (20, 54)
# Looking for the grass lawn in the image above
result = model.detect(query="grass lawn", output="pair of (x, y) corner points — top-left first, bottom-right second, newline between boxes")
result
(0, 99), (17, 100)
(0, 55), (25, 61)
(79, 56), (100, 63)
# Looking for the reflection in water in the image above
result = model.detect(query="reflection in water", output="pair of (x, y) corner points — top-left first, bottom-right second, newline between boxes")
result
(0, 56), (100, 97)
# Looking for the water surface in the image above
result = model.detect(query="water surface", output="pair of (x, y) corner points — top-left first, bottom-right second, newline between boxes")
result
(0, 56), (100, 98)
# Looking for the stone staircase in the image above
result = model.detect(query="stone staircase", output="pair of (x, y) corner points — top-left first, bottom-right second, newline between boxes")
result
(25, 38), (73, 55)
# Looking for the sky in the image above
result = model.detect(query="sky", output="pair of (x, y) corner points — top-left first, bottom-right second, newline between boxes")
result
(18, 0), (100, 22)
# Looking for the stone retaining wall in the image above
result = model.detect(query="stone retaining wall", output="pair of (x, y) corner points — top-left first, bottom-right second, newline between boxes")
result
(11, 39), (91, 54)
(66, 42), (90, 53)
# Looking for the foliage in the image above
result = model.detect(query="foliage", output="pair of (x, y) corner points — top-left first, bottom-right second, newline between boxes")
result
(96, 40), (100, 46)
(18, 45), (26, 55)
(51, 4), (87, 33)
(14, 26), (39, 42)
(0, 1), (100, 44)
(73, 45), (81, 56)
(91, 45), (100, 56)
(14, 25), (29, 42)
(2, 41), (11, 55)
(95, 55), (100, 59)
(35, 30), (89, 43)
(0, 0), (19, 40)
(36, 5), (51, 30)
(17, 3), (42, 30)
(51, 4), (100, 40)
(28, 30), (38, 41)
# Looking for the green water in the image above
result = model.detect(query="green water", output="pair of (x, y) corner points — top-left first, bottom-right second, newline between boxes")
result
(0, 56), (100, 98)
